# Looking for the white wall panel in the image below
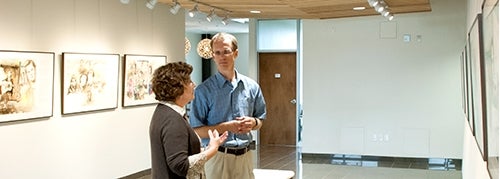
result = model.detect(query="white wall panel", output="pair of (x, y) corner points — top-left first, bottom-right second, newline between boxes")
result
(302, 0), (466, 159)
(0, 0), (185, 178)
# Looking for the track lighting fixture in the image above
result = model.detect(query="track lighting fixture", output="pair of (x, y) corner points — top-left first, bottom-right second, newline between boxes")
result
(221, 15), (230, 25)
(188, 4), (199, 17)
(381, 10), (390, 17)
(367, 0), (394, 21)
(146, 0), (157, 10)
(206, 9), (216, 22)
(170, 0), (181, 14)
(387, 15), (394, 21)
(185, 0), (232, 25)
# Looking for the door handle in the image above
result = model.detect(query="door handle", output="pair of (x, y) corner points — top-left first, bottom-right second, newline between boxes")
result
(290, 99), (297, 104)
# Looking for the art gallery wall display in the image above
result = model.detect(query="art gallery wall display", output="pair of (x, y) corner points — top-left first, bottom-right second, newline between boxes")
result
(122, 54), (166, 107)
(461, 45), (475, 133)
(0, 50), (55, 123)
(468, 13), (488, 161)
(62, 52), (119, 114)
(482, 0), (499, 177)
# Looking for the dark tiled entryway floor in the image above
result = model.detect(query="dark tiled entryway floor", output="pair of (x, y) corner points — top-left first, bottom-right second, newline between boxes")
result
(126, 145), (462, 179)
(256, 145), (461, 179)
(301, 153), (462, 171)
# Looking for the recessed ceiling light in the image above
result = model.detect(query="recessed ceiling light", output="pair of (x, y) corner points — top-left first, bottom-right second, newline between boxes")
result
(353, 6), (366, 10)
(250, 10), (261, 14)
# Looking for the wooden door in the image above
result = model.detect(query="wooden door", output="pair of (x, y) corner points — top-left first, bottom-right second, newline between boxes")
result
(258, 52), (296, 146)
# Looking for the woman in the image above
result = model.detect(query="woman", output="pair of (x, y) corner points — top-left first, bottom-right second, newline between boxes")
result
(149, 61), (228, 179)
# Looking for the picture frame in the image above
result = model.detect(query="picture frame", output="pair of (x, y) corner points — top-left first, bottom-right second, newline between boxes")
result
(461, 46), (470, 129)
(61, 52), (120, 114)
(0, 50), (55, 123)
(482, 0), (499, 177)
(460, 49), (467, 114)
(122, 54), (166, 107)
(468, 13), (488, 161)
(465, 38), (475, 134)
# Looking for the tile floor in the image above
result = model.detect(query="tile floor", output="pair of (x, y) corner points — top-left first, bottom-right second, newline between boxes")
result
(301, 163), (462, 179)
(256, 145), (462, 179)
(126, 145), (462, 179)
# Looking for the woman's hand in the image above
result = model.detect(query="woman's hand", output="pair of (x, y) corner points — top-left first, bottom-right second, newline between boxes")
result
(207, 129), (228, 149)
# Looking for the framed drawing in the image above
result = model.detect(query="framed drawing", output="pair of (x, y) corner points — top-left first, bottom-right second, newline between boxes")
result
(62, 52), (119, 114)
(0, 50), (54, 123)
(465, 39), (475, 134)
(460, 47), (470, 131)
(468, 13), (488, 161)
(482, 0), (499, 177)
(461, 49), (467, 114)
(122, 54), (166, 107)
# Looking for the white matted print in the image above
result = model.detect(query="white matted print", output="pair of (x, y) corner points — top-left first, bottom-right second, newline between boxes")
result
(0, 50), (54, 123)
(62, 52), (119, 114)
(123, 54), (166, 107)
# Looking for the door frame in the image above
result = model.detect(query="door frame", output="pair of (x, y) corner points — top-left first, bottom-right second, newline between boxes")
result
(256, 50), (302, 146)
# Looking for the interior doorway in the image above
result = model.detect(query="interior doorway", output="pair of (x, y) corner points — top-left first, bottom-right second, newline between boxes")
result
(258, 52), (297, 146)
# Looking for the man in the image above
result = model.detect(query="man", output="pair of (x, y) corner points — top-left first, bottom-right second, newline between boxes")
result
(189, 32), (266, 179)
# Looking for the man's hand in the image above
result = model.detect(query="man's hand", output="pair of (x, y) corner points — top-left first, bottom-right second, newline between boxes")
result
(234, 116), (254, 134)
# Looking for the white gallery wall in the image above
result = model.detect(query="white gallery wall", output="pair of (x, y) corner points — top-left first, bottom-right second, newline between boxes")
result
(461, 0), (494, 178)
(0, 0), (185, 178)
(0, 0), (495, 178)
(302, 0), (466, 159)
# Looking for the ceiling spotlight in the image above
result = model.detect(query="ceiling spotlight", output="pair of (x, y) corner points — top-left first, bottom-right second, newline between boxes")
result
(367, 0), (394, 20)
(120, 0), (130, 4)
(375, 4), (385, 12)
(206, 9), (216, 22)
(221, 15), (230, 25)
(367, 0), (377, 6)
(170, 1), (181, 14)
(146, 0), (157, 10)
(188, 4), (199, 17)
(382, 10), (390, 17)
(387, 14), (394, 21)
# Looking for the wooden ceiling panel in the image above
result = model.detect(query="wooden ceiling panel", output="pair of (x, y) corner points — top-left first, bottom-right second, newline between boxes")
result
(158, 0), (431, 19)
(385, 0), (431, 6)
(297, 3), (369, 13)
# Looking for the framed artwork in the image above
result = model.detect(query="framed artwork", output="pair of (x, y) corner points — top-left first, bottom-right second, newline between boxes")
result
(461, 47), (470, 127)
(465, 39), (475, 134)
(122, 54), (166, 107)
(62, 52), (119, 114)
(468, 13), (488, 161)
(460, 49), (466, 114)
(482, 0), (499, 177)
(0, 50), (54, 123)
